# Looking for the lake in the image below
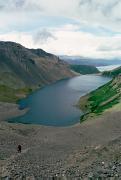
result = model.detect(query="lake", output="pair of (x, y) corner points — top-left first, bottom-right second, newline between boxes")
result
(8, 75), (111, 126)
(97, 64), (121, 72)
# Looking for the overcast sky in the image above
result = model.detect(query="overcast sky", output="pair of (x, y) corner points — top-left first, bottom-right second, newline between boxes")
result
(1, 0), (121, 58)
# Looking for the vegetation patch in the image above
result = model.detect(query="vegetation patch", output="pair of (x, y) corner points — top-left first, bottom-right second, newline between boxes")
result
(0, 85), (33, 103)
(79, 77), (121, 121)
(70, 64), (99, 74)
(102, 66), (121, 77)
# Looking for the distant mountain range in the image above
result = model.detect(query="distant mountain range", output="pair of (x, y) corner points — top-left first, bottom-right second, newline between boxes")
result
(60, 55), (121, 67)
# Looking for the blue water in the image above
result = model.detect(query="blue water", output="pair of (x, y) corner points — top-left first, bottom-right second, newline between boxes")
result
(8, 75), (111, 126)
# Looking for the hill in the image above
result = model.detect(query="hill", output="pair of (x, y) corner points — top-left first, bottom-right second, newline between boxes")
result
(0, 41), (75, 102)
(102, 66), (121, 77)
(70, 64), (99, 74)
(78, 75), (121, 121)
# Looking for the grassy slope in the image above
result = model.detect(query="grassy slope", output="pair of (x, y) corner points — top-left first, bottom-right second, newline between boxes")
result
(70, 65), (99, 74)
(79, 76), (121, 121)
(102, 66), (121, 77)
(0, 71), (33, 103)
(0, 85), (32, 103)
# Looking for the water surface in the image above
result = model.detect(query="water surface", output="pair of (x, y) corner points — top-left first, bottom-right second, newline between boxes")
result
(97, 64), (121, 72)
(9, 75), (111, 126)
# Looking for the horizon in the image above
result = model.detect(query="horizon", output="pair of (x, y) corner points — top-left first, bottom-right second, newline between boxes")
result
(0, 0), (121, 59)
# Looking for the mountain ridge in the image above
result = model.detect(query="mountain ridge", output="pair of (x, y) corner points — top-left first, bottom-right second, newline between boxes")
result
(0, 41), (75, 102)
(60, 55), (121, 66)
(0, 41), (75, 89)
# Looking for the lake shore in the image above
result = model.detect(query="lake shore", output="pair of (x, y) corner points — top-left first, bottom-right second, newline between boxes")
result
(0, 101), (121, 179)
(1, 74), (120, 179)
(10, 75), (110, 126)
(0, 102), (28, 122)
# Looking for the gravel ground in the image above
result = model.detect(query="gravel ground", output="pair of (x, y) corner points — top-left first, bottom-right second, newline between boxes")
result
(0, 102), (27, 122)
(0, 103), (121, 179)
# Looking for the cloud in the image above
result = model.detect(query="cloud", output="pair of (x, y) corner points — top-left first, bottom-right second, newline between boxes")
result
(33, 29), (57, 44)
(1, 24), (121, 59)
(1, 0), (121, 58)
(78, 0), (121, 32)
(0, 0), (43, 11)
(1, 0), (121, 32)
(98, 43), (121, 52)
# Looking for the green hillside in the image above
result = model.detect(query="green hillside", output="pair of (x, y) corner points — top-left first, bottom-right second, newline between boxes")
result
(70, 64), (99, 74)
(79, 76), (121, 121)
(102, 66), (121, 77)
(0, 85), (32, 103)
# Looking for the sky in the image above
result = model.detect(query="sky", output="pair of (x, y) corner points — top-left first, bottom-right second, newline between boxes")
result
(1, 0), (121, 58)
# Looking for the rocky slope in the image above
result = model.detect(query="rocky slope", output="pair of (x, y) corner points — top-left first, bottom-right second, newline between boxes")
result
(0, 41), (74, 89)
(0, 41), (75, 102)
(1, 105), (121, 179)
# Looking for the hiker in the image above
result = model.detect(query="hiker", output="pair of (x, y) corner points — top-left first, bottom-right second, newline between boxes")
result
(17, 144), (22, 153)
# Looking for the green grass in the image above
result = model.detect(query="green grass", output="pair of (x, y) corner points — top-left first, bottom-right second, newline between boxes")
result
(92, 98), (119, 114)
(0, 85), (32, 103)
(70, 65), (99, 74)
(89, 80), (119, 113)
(79, 78), (121, 121)
(102, 67), (121, 77)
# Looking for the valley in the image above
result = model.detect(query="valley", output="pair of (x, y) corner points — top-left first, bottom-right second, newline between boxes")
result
(0, 41), (121, 179)
(1, 0), (121, 178)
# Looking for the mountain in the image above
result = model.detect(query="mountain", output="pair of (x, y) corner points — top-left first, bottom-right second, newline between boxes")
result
(0, 41), (75, 102)
(0, 41), (75, 88)
(70, 64), (99, 74)
(102, 66), (121, 77)
(30, 48), (60, 60)
(60, 55), (121, 67)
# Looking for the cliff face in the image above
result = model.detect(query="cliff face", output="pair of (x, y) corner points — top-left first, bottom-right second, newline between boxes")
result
(0, 41), (75, 89)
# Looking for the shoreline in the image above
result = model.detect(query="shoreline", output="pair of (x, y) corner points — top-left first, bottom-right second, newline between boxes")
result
(0, 101), (80, 128)
(1, 101), (121, 178)
(0, 102), (28, 123)
(0, 74), (110, 127)
(1, 75), (121, 178)
(0, 75), (80, 125)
